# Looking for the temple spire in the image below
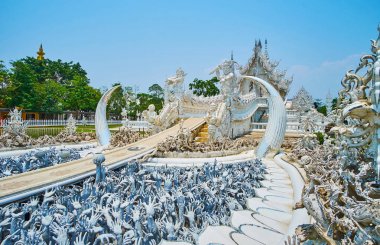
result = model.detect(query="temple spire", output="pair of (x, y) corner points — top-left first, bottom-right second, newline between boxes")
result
(264, 39), (268, 58)
(37, 44), (45, 60)
(231, 50), (234, 61)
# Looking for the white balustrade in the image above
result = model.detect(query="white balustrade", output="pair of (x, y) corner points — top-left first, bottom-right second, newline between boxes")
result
(251, 121), (326, 133)
(125, 120), (152, 130)
(0, 119), (123, 127)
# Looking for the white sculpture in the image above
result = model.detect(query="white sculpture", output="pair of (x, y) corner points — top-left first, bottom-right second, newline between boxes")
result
(121, 108), (129, 127)
(64, 114), (77, 135)
(165, 67), (186, 103)
(289, 26), (380, 244)
(239, 40), (292, 97)
(155, 68), (186, 131)
(4, 108), (27, 136)
(241, 76), (287, 158)
(81, 116), (87, 126)
(205, 102), (231, 142)
(292, 87), (314, 114)
(142, 104), (157, 124)
(326, 91), (333, 115)
(0, 108), (32, 147)
(95, 85), (121, 147)
(210, 59), (240, 97)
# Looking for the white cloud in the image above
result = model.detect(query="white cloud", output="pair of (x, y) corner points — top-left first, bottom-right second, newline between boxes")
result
(287, 54), (362, 100)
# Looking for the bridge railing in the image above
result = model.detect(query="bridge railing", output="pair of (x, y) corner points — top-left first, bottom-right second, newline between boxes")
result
(251, 122), (326, 133)
(0, 119), (123, 127)
(124, 120), (153, 130)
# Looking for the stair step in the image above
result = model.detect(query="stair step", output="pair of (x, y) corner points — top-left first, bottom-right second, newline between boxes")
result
(198, 132), (208, 137)
(194, 124), (209, 143)
(195, 138), (208, 143)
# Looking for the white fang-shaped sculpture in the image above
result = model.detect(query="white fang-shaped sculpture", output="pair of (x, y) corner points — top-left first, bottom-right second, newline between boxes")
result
(95, 85), (121, 146)
(241, 75), (287, 158)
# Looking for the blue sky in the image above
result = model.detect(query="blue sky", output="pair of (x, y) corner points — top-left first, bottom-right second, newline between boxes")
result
(0, 0), (378, 99)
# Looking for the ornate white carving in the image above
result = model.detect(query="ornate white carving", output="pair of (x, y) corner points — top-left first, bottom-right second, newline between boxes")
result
(240, 40), (292, 96)
(141, 104), (157, 124)
(3, 108), (27, 136)
(165, 67), (186, 104)
(64, 114), (77, 135)
(210, 59), (240, 97)
(291, 87), (314, 114)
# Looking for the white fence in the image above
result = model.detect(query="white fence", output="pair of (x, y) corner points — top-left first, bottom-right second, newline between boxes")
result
(0, 119), (123, 127)
(123, 120), (153, 131)
(251, 122), (325, 133)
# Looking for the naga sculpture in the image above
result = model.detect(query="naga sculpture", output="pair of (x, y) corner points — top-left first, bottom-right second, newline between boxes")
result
(338, 25), (380, 179)
(95, 85), (121, 147)
(290, 26), (380, 244)
(241, 75), (287, 158)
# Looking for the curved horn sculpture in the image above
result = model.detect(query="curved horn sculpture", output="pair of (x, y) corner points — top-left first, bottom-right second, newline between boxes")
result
(95, 85), (121, 147)
(241, 76), (287, 158)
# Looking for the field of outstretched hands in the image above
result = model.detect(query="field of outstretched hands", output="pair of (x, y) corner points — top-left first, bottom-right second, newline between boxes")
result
(0, 158), (264, 244)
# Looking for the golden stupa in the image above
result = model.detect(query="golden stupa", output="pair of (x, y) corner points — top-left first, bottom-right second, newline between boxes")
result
(37, 44), (45, 60)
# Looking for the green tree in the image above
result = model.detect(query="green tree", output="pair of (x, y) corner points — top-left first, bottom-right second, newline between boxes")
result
(189, 77), (219, 97)
(137, 93), (163, 113)
(0, 61), (10, 107)
(65, 76), (101, 113)
(148, 83), (164, 98)
(332, 98), (338, 111)
(3, 57), (100, 114)
(317, 105), (327, 116)
(7, 60), (38, 109)
(314, 99), (327, 116)
(33, 79), (65, 113)
(107, 83), (126, 119)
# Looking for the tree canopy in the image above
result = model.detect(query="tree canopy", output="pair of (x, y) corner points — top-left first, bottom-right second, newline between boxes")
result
(314, 98), (338, 116)
(189, 77), (220, 97)
(0, 56), (166, 120)
(148, 83), (164, 99)
(0, 57), (101, 114)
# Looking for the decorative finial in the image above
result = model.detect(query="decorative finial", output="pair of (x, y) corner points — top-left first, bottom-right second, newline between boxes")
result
(371, 24), (380, 54)
(326, 89), (332, 99)
(37, 44), (45, 60)
(231, 50), (234, 61)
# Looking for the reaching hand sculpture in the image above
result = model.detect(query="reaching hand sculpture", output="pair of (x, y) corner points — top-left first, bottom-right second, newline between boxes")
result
(0, 159), (266, 244)
(93, 152), (106, 184)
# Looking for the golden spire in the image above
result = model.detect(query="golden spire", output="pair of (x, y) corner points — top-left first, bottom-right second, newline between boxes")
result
(37, 44), (45, 60)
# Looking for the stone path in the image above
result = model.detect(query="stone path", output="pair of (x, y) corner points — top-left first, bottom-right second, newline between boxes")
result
(161, 155), (310, 245)
(0, 118), (204, 205)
